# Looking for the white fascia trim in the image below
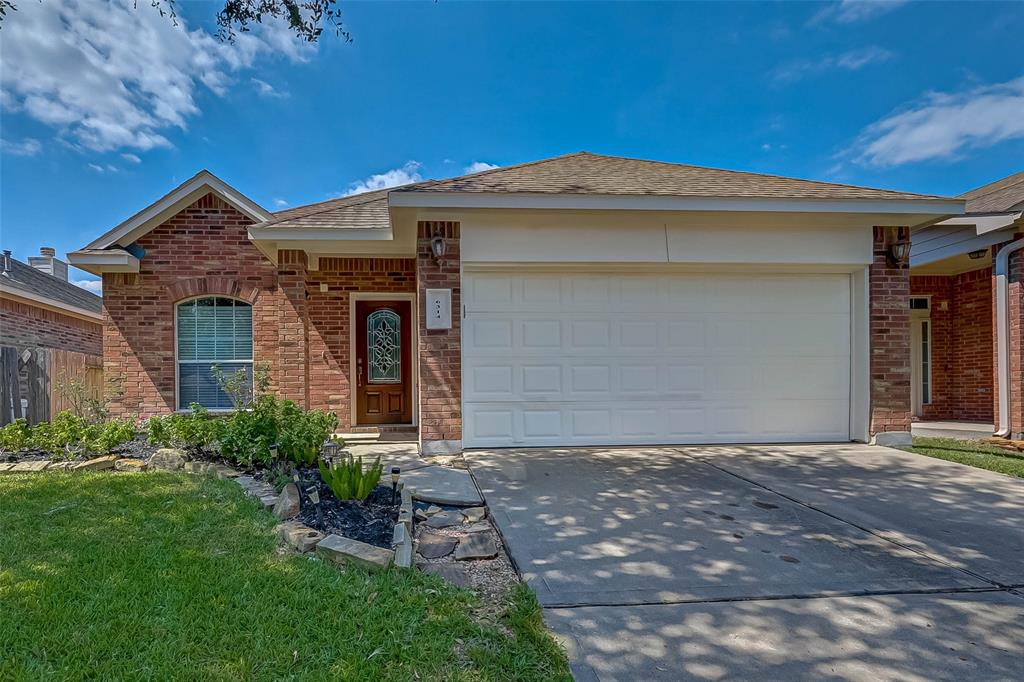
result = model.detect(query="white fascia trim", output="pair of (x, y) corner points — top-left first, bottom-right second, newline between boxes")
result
(389, 190), (965, 215)
(0, 285), (103, 322)
(66, 250), (141, 275)
(247, 226), (394, 241)
(86, 171), (272, 250)
(938, 212), (1022, 235)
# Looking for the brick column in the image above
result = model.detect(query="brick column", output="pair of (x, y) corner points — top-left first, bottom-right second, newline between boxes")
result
(869, 226), (912, 445)
(993, 235), (1024, 439)
(416, 221), (462, 455)
(277, 249), (309, 408)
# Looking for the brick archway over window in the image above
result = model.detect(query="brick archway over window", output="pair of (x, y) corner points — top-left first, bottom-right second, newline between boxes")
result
(167, 277), (261, 304)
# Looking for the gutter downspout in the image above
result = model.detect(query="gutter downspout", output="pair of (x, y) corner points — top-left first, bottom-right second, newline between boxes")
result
(995, 236), (1024, 437)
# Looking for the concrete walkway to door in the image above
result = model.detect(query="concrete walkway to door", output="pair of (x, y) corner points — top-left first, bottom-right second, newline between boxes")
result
(465, 444), (1024, 681)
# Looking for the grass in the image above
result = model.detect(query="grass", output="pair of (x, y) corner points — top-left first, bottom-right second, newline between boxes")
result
(911, 437), (1024, 478)
(0, 471), (570, 681)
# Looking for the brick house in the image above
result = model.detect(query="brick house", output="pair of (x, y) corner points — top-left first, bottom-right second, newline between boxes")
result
(0, 248), (103, 423)
(910, 172), (1024, 439)
(70, 153), (983, 453)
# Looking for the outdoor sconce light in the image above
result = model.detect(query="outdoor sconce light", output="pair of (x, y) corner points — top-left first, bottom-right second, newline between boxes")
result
(968, 248), (988, 260)
(885, 226), (911, 268)
(430, 232), (446, 262)
(391, 467), (401, 504)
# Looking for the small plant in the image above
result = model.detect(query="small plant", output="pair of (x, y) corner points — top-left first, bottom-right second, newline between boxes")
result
(145, 405), (224, 452)
(0, 419), (31, 453)
(318, 454), (382, 502)
(26, 411), (137, 459)
(278, 401), (337, 467)
(218, 394), (280, 467)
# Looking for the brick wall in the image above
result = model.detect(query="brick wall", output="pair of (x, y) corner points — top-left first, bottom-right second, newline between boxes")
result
(869, 227), (911, 436)
(276, 249), (309, 407)
(0, 297), (102, 355)
(103, 193), (277, 417)
(306, 257), (416, 429)
(416, 221), (462, 454)
(910, 269), (994, 423)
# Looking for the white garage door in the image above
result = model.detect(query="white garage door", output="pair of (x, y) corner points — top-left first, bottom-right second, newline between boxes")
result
(462, 270), (851, 447)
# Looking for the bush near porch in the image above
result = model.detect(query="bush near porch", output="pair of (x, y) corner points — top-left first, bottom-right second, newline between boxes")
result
(0, 471), (570, 681)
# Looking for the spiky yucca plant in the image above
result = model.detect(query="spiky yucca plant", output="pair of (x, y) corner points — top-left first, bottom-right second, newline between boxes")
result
(318, 454), (383, 502)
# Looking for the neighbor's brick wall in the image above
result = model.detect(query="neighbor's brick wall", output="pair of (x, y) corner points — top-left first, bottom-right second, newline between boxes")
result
(306, 257), (416, 429)
(910, 269), (994, 423)
(0, 297), (102, 355)
(870, 227), (911, 434)
(416, 221), (461, 448)
(103, 193), (277, 418)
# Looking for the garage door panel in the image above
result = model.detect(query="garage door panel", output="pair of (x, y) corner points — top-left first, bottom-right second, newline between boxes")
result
(463, 271), (852, 447)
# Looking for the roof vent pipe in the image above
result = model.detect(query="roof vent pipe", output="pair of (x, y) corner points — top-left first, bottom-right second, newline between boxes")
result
(995, 236), (1024, 438)
(1, 250), (11, 276)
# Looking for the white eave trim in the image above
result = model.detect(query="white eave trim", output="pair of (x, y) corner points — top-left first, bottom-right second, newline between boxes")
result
(85, 170), (273, 250)
(247, 226), (394, 241)
(67, 249), (141, 275)
(388, 190), (965, 215)
(0, 284), (103, 322)
(937, 211), (1023, 235)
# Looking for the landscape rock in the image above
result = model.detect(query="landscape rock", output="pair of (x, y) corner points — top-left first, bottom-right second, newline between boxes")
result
(72, 455), (118, 472)
(114, 458), (148, 472)
(393, 522), (409, 548)
(425, 505), (443, 516)
(455, 532), (498, 561)
(464, 521), (491, 533)
(394, 540), (413, 569)
(462, 506), (487, 523)
(423, 510), (465, 529)
(416, 532), (457, 559)
(317, 534), (394, 571)
(414, 509), (430, 522)
(420, 562), (473, 588)
(149, 448), (186, 471)
(10, 460), (50, 473)
(273, 483), (301, 520)
(276, 521), (324, 553)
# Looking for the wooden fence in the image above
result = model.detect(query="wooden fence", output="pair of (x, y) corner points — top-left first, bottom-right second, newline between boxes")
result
(0, 346), (103, 426)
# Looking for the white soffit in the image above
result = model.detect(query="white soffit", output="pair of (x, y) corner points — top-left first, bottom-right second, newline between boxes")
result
(389, 190), (964, 216)
(937, 212), (1023, 235)
(66, 248), (140, 275)
(85, 170), (272, 250)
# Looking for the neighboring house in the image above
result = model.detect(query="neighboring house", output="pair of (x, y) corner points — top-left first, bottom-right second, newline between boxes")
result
(69, 152), (974, 453)
(910, 172), (1024, 439)
(0, 248), (104, 424)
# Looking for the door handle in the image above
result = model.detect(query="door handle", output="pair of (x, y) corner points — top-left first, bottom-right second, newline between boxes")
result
(357, 358), (363, 388)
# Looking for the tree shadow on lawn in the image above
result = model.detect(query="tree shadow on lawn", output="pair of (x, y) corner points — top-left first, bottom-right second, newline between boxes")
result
(0, 471), (570, 681)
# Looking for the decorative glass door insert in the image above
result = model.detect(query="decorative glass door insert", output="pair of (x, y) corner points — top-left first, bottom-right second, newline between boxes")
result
(367, 308), (401, 383)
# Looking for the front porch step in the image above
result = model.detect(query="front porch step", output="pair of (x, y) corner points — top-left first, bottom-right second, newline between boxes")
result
(338, 426), (418, 445)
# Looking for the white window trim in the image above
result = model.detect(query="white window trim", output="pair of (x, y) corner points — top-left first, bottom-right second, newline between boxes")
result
(174, 295), (255, 412)
(920, 318), (932, 406)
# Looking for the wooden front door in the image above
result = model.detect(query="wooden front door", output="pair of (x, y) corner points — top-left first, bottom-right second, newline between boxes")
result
(356, 300), (413, 425)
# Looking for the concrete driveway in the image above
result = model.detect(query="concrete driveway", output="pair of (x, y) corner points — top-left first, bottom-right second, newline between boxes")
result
(465, 444), (1024, 681)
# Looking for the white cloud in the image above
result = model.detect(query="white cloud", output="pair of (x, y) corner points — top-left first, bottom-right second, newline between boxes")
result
(0, 0), (313, 153)
(851, 76), (1024, 167)
(345, 161), (423, 196)
(87, 163), (105, 173)
(463, 161), (499, 174)
(73, 279), (103, 294)
(251, 78), (289, 99)
(811, 0), (907, 25)
(121, 153), (141, 164)
(772, 46), (893, 83)
(272, 198), (289, 208)
(0, 138), (42, 156)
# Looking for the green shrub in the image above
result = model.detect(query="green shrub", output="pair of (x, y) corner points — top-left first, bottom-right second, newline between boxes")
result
(0, 419), (31, 453)
(278, 401), (337, 467)
(94, 418), (137, 453)
(145, 405), (224, 451)
(318, 454), (382, 502)
(26, 411), (137, 458)
(218, 394), (280, 467)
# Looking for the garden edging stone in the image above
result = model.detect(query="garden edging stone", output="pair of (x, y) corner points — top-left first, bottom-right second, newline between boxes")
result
(317, 533), (394, 570)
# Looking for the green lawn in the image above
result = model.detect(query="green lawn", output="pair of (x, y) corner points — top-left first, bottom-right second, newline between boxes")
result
(911, 437), (1024, 478)
(0, 472), (569, 681)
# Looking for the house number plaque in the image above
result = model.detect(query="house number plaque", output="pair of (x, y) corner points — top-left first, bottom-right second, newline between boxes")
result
(425, 289), (452, 330)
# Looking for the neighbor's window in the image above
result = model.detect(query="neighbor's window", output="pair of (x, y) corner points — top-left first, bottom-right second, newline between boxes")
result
(176, 297), (253, 410)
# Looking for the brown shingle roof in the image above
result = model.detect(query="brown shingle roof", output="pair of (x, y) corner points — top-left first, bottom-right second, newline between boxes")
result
(263, 181), (437, 231)
(397, 152), (950, 201)
(1, 256), (102, 314)
(959, 171), (1024, 213)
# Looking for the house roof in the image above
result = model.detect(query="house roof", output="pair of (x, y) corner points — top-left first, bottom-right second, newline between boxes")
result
(959, 171), (1024, 214)
(394, 152), (950, 201)
(0, 255), (102, 317)
(262, 183), (434, 230)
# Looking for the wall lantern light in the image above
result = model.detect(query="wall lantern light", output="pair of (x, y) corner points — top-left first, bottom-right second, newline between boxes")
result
(885, 226), (911, 268)
(968, 248), (988, 260)
(430, 232), (446, 261)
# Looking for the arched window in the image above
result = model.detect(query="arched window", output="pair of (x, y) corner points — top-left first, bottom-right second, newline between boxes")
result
(176, 297), (253, 409)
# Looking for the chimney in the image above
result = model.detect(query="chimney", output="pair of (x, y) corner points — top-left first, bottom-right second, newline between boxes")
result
(28, 246), (69, 281)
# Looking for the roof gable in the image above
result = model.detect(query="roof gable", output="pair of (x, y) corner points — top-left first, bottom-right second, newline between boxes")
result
(960, 171), (1024, 213)
(85, 170), (272, 250)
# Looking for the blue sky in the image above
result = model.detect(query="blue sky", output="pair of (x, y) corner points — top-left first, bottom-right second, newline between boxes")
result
(1, 0), (1022, 292)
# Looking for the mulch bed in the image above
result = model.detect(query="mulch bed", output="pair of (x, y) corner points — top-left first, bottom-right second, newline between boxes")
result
(293, 470), (398, 549)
